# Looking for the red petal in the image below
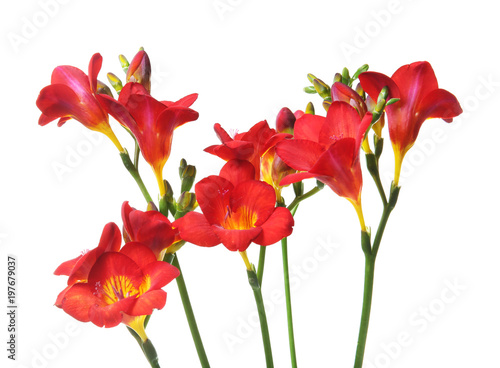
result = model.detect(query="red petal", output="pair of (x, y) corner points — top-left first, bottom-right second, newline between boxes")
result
(195, 176), (233, 225)
(174, 212), (221, 247)
(212, 226), (262, 252)
(320, 101), (362, 145)
(416, 88), (463, 122)
(88, 53), (103, 93)
(87, 253), (143, 290)
(391, 61), (437, 106)
(214, 123), (233, 144)
(142, 261), (180, 289)
(253, 207), (294, 246)
(60, 283), (95, 322)
(36, 84), (84, 121)
(97, 94), (140, 133)
(171, 93), (198, 108)
(358, 71), (400, 102)
(128, 289), (167, 316)
(204, 140), (255, 161)
(51, 65), (91, 96)
(241, 120), (276, 157)
(88, 298), (136, 328)
(331, 82), (367, 116)
(219, 159), (255, 186)
(119, 242), (157, 270)
(54, 255), (82, 276)
(275, 139), (325, 171)
(293, 114), (325, 142)
(279, 171), (320, 186)
(230, 180), (276, 227)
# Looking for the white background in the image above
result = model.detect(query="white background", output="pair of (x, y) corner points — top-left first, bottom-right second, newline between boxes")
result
(1, 0), (499, 367)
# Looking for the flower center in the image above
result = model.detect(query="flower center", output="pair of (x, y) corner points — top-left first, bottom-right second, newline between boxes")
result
(96, 276), (139, 304)
(222, 205), (258, 230)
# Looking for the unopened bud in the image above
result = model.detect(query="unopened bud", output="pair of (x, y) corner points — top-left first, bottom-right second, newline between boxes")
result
(305, 102), (315, 115)
(333, 73), (342, 83)
(352, 64), (369, 81)
(126, 49), (151, 92)
(119, 54), (129, 74)
(377, 86), (389, 105)
(307, 73), (318, 84)
(355, 83), (365, 98)
(276, 107), (296, 134)
(341, 67), (350, 85)
(322, 100), (332, 112)
(107, 73), (123, 93)
(180, 165), (196, 193)
(313, 78), (331, 100)
(304, 86), (317, 94)
(177, 192), (197, 212)
(96, 80), (113, 97)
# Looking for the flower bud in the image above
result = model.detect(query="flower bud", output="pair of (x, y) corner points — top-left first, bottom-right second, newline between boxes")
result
(333, 73), (342, 83)
(305, 101), (315, 115)
(179, 162), (196, 193)
(313, 78), (331, 100)
(96, 80), (113, 97)
(126, 49), (151, 92)
(119, 54), (129, 74)
(107, 73), (123, 93)
(322, 100), (331, 112)
(176, 192), (197, 213)
(276, 107), (296, 134)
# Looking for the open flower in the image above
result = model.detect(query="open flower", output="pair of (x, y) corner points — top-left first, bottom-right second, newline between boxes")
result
(359, 61), (462, 184)
(276, 101), (372, 229)
(173, 174), (294, 252)
(97, 83), (199, 196)
(36, 53), (124, 152)
(121, 201), (178, 259)
(205, 121), (290, 180)
(57, 242), (179, 341)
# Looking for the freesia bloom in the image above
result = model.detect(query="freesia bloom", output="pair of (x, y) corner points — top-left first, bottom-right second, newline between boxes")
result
(205, 120), (290, 181)
(173, 173), (294, 253)
(36, 53), (124, 152)
(57, 242), (179, 341)
(359, 61), (462, 184)
(121, 201), (178, 259)
(97, 83), (199, 196)
(276, 101), (372, 229)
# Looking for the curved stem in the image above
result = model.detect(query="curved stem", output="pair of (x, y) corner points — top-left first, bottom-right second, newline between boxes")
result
(142, 339), (162, 368)
(282, 237), (297, 368)
(287, 186), (321, 212)
(247, 269), (274, 368)
(120, 151), (153, 204)
(172, 255), (211, 368)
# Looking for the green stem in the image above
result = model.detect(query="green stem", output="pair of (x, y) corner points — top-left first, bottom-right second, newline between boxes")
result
(126, 329), (161, 368)
(134, 140), (140, 169)
(287, 186), (321, 212)
(257, 246), (266, 285)
(142, 339), (161, 368)
(120, 151), (154, 204)
(247, 269), (274, 368)
(365, 153), (387, 206)
(172, 255), (211, 368)
(353, 253), (375, 368)
(353, 184), (400, 367)
(282, 237), (297, 368)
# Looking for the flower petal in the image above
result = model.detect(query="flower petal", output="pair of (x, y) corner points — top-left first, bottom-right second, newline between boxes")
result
(195, 176), (233, 225)
(173, 212), (221, 247)
(293, 114), (325, 142)
(276, 139), (325, 171)
(211, 226), (262, 252)
(219, 159), (255, 187)
(253, 207), (294, 246)
(230, 180), (276, 226)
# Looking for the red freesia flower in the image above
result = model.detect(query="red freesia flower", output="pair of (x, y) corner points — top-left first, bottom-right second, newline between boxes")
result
(204, 121), (290, 180)
(36, 53), (124, 152)
(121, 201), (178, 259)
(97, 83), (199, 196)
(58, 242), (179, 341)
(173, 173), (294, 252)
(358, 61), (462, 184)
(276, 101), (372, 228)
